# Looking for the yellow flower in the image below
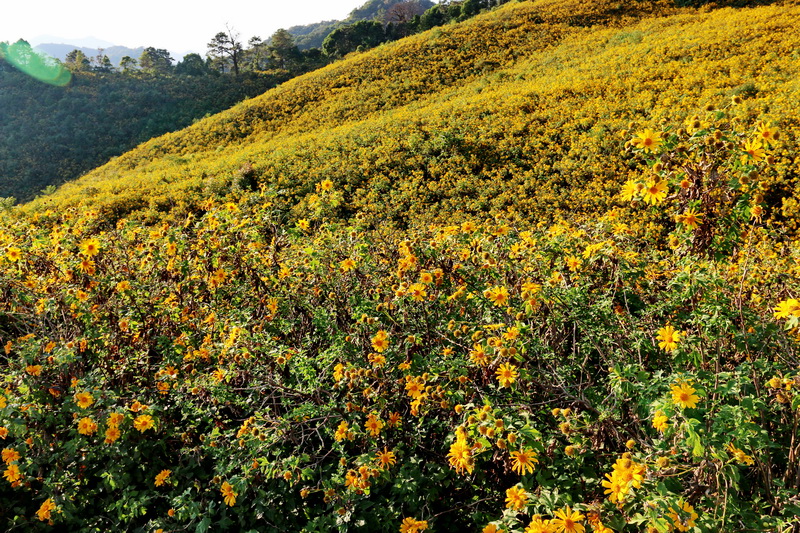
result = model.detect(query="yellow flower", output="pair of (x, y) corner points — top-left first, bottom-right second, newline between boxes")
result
(611, 456), (646, 491)
(36, 498), (57, 521)
(415, 271), (432, 285)
(79, 238), (101, 257)
(365, 413), (384, 437)
(333, 363), (345, 381)
(641, 180), (667, 205)
(620, 180), (643, 202)
(334, 421), (350, 442)
(5, 247), (22, 262)
(371, 330), (389, 352)
(505, 485), (528, 510)
(461, 221), (477, 233)
(25, 365), (43, 376)
(632, 129), (662, 152)
(524, 515), (554, 533)
(408, 283), (428, 301)
(376, 447), (397, 468)
(77, 417), (98, 435)
(652, 410), (669, 432)
(755, 122), (779, 146)
(677, 209), (702, 230)
(448, 437), (474, 475)
(319, 179), (334, 192)
(496, 362), (519, 388)
(404, 376), (425, 399)
(340, 258), (356, 272)
(221, 481), (237, 506)
(104, 425), (121, 444)
(387, 412), (402, 427)
(667, 500), (698, 532)
(741, 139), (765, 164)
(3, 463), (22, 484)
(116, 280), (131, 292)
(154, 469), (172, 486)
(602, 472), (627, 503)
(510, 447), (539, 475)
(297, 219), (310, 231)
(133, 414), (155, 432)
(484, 286), (510, 307)
(469, 343), (490, 366)
(773, 298), (800, 319)
(565, 256), (582, 272)
(656, 325), (681, 352)
(551, 505), (585, 533)
(399, 517), (428, 533)
(74, 391), (94, 409)
(0, 427), (8, 440)
(368, 352), (386, 367)
(726, 443), (755, 465)
(108, 412), (125, 426)
(2, 448), (20, 465)
(671, 381), (700, 409)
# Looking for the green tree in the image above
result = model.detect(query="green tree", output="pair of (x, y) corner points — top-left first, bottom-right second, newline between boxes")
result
(420, 5), (447, 30)
(93, 49), (113, 73)
(460, 0), (482, 19)
(65, 49), (90, 71)
(119, 55), (138, 73)
(175, 53), (209, 75)
(268, 29), (301, 70)
(207, 26), (243, 75)
(322, 21), (386, 58)
(139, 47), (173, 74)
(243, 36), (269, 71)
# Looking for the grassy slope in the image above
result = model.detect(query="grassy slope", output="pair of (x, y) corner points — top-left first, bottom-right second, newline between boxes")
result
(27, 0), (800, 227)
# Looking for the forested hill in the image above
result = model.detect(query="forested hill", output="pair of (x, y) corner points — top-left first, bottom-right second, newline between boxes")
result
(26, 0), (800, 229)
(0, 63), (283, 203)
(287, 0), (434, 50)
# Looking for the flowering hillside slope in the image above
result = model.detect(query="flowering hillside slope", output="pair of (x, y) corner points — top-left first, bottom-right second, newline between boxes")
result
(2, 1), (800, 532)
(24, 0), (800, 229)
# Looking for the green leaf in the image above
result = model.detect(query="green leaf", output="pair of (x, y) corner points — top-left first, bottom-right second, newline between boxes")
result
(685, 420), (705, 457)
(791, 394), (800, 412)
(196, 516), (212, 533)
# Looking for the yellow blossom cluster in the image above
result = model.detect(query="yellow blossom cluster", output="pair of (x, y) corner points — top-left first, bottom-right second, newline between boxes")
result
(1, 8), (800, 523)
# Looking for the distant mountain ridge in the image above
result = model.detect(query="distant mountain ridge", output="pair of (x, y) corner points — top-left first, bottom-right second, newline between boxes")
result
(33, 43), (147, 66)
(30, 35), (115, 49)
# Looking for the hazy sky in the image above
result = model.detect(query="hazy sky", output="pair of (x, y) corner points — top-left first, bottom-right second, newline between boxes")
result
(1, 0), (367, 55)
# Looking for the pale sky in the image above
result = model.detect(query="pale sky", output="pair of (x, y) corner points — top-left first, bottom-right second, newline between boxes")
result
(0, 0), (368, 55)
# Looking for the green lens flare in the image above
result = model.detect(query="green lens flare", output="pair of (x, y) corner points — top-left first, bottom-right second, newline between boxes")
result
(1, 40), (71, 86)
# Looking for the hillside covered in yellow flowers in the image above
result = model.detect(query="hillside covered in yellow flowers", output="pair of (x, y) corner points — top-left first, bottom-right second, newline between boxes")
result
(25, 0), (800, 228)
(3, 0), (800, 531)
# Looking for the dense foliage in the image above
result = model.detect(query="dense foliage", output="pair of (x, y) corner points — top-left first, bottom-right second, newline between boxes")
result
(288, 0), (435, 50)
(0, 55), (284, 203)
(2, 0), (800, 531)
(1, 111), (799, 531)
